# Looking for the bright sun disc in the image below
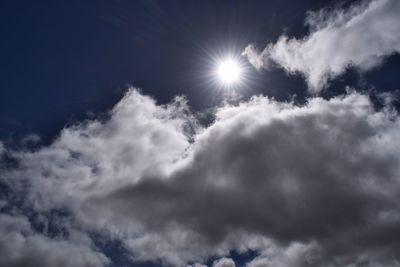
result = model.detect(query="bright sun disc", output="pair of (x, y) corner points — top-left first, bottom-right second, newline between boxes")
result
(217, 59), (241, 84)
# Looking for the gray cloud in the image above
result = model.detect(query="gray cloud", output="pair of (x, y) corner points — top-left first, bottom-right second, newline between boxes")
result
(243, 0), (400, 92)
(3, 89), (400, 266)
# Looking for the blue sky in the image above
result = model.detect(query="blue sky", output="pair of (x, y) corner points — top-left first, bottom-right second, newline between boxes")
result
(4, 0), (396, 142)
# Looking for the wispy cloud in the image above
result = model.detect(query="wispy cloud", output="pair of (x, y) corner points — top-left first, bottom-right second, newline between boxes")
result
(244, 0), (400, 92)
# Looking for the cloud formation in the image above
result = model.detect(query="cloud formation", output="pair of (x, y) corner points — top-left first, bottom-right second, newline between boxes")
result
(243, 0), (400, 91)
(0, 213), (109, 267)
(2, 88), (400, 266)
(213, 258), (235, 267)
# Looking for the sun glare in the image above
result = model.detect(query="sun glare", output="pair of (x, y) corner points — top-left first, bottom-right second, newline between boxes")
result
(217, 59), (241, 85)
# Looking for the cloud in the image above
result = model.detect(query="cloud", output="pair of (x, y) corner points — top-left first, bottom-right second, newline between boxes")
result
(187, 264), (208, 267)
(0, 141), (5, 156)
(3, 88), (400, 266)
(20, 134), (41, 146)
(243, 0), (400, 92)
(246, 242), (320, 267)
(0, 213), (109, 267)
(213, 257), (235, 267)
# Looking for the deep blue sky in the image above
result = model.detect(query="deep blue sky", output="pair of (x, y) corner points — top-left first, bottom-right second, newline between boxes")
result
(5, 0), (397, 144)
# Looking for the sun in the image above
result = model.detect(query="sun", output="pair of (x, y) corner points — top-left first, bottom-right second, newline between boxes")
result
(217, 59), (241, 85)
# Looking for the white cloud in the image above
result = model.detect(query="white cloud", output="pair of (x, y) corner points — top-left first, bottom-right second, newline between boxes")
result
(246, 242), (320, 267)
(213, 257), (235, 267)
(3, 88), (400, 266)
(243, 0), (400, 92)
(0, 213), (109, 267)
(186, 264), (208, 267)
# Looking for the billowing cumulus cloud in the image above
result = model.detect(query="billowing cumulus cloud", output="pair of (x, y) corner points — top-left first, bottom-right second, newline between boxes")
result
(2, 88), (400, 266)
(243, 0), (400, 92)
